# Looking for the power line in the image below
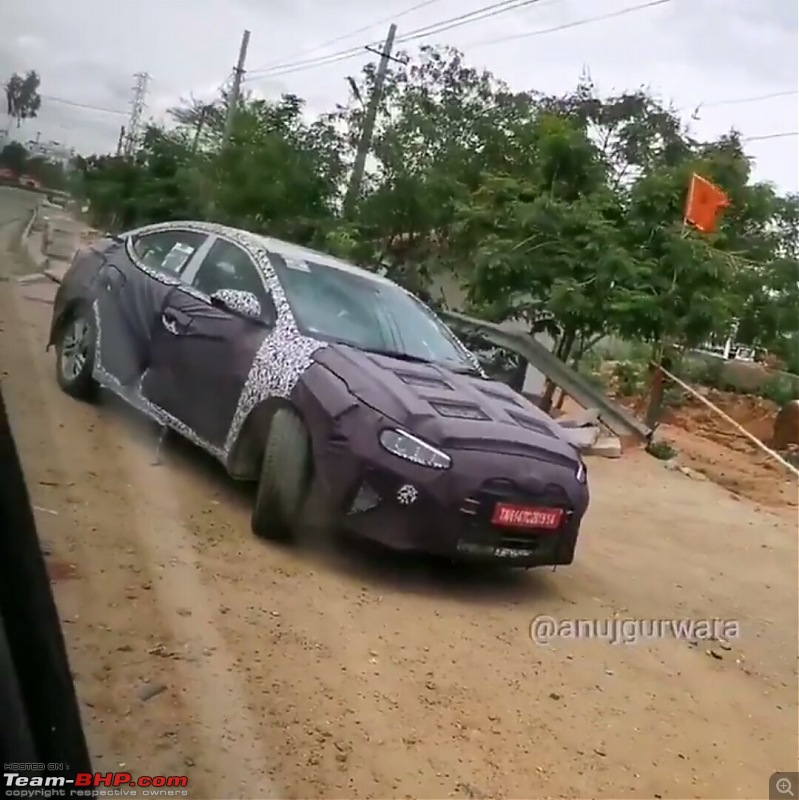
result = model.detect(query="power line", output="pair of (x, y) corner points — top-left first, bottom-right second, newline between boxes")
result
(246, 0), (545, 81)
(245, 0), (672, 82)
(743, 131), (798, 143)
(38, 94), (128, 116)
(394, 0), (544, 46)
(21, 84), (795, 135)
(12, 88), (795, 151)
(246, 46), (363, 81)
(699, 89), (798, 110)
(467, 0), (672, 49)
(0, 87), (128, 116)
(247, 0), (445, 76)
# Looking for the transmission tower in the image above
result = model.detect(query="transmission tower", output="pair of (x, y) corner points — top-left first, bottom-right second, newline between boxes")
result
(123, 72), (150, 157)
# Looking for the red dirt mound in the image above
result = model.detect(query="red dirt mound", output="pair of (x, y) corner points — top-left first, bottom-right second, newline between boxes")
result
(662, 389), (778, 448)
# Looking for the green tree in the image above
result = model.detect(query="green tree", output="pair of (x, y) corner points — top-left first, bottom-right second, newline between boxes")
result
(334, 45), (538, 294)
(0, 141), (28, 174)
(69, 43), (798, 406)
(449, 110), (636, 397)
(5, 71), (42, 127)
(734, 192), (799, 371)
(198, 94), (345, 244)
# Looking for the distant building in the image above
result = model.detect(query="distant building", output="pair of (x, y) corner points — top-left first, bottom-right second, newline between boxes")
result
(431, 268), (554, 395)
(25, 139), (75, 168)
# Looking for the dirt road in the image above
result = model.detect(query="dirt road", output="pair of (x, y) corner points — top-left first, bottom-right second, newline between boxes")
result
(0, 189), (796, 799)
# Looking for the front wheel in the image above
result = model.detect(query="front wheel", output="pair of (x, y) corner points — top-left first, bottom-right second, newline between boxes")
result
(251, 407), (312, 542)
(55, 307), (98, 401)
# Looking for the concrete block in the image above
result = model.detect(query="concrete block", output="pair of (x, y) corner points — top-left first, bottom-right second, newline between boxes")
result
(23, 233), (48, 272)
(44, 264), (69, 284)
(16, 273), (51, 285)
(44, 232), (77, 260)
(584, 436), (623, 459)
(556, 407), (601, 429)
(561, 425), (601, 450)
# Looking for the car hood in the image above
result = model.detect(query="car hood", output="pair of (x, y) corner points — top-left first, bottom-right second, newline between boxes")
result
(313, 344), (580, 467)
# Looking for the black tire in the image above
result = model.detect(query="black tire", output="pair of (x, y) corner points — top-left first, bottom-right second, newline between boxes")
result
(54, 305), (98, 401)
(251, 406), (312, 541)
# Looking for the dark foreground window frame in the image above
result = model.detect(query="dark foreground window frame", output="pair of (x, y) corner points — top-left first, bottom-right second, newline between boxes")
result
(0, 383), (92, 793)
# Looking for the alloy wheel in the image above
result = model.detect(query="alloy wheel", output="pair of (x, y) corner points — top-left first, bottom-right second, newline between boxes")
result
(61, 317), (90, 381)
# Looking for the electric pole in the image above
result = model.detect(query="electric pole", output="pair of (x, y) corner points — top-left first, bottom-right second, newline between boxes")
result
(223, 30), (251, 145)
(123, 72), (150, 157)
(343, 23), (398, 218)
(192, 105), (211, 154)
(115, 126), (125, 157)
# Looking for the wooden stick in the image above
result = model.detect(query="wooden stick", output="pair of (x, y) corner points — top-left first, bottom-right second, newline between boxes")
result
(653, 362), (799, 479)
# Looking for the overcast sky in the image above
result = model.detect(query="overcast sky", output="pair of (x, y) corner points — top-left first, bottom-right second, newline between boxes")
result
(2, 0), (797, 192)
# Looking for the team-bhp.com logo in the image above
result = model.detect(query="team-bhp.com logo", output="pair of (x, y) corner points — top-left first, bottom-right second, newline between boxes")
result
(4, 771), (188, 797)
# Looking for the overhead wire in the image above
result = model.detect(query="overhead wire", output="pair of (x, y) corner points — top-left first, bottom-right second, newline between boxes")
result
(9, 0), (796, 150)
(246, 0), (547, 81)
(247, 0), (447, 76)
(467, 0), (672, 49)
(245, 0), (675, 81)
(0, 86), (128, 117)
(392, 0), (544, 46)
(743, 131), (797, 143)
(23, 86), (797, 137)
(9, 80), (795, 150)
(699, 89), (798, 109)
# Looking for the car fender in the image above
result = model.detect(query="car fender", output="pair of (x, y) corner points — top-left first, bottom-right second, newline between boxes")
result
(226, 362), (359, 482)
(226, 397), (297, 480)
(46, 241), (115, 349)
(47, 295), (92, 351)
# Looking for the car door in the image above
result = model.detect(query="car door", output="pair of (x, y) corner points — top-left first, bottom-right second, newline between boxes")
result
(139, 237), (277, 449)
(93, 227), (210, 388)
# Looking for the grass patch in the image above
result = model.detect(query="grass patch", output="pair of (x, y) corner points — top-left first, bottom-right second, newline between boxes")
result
(646, 439), (677, 460)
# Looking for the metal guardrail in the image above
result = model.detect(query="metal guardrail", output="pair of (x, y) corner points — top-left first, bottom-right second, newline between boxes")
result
(441, 309), (653, 442)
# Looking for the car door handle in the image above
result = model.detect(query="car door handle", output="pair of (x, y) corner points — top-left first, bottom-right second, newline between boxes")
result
(161, 308), (192, 336)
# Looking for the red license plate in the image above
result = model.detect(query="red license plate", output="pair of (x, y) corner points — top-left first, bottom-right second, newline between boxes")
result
(491, 503), (563, 530)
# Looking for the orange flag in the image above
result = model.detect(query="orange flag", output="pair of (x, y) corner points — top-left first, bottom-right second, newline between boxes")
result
(684, 173), (730, 234)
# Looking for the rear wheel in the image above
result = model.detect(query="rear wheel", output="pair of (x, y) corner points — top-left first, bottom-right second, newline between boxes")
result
(55, 307), (98, 401)
(251, 407), (312, 541)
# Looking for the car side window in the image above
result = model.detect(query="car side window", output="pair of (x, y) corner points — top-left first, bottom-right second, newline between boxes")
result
(130, 230), (207, 275)
(192, 239), (276, 323)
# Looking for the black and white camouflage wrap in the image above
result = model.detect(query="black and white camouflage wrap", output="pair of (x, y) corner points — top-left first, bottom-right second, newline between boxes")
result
(211, 288), (263, 319)
(92, 221), (328, 467)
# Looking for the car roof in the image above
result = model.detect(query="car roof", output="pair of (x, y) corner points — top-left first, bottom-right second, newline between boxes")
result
(147, 220), (398, 289)
(254, 233), (398, 287)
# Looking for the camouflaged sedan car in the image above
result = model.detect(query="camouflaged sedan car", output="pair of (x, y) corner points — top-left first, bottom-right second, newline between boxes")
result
(48, 221), (590, 567)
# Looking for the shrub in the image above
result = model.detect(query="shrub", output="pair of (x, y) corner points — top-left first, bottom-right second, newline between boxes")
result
(614, 360), (647, 397)
(761, 375), (799, 407)
(647, 439), (678, 460)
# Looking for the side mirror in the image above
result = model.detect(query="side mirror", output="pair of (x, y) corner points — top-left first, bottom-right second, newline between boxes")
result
(210, 289), (263, 321)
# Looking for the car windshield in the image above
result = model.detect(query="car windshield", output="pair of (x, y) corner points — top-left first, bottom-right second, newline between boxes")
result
(269, 251), (475, 370)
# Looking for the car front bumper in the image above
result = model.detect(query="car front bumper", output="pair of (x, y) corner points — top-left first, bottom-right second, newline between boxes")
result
(325, 445), (588, 568)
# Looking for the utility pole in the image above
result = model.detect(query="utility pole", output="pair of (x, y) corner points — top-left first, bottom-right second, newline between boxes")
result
(343, 23), (398, 218)
(223, 30), (251, 145)
(123, 72), (150, 157)
(115, 126), (125, 157)
(192, 105), (211, 154)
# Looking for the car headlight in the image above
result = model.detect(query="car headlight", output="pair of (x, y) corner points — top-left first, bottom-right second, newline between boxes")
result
(575, 459), (588, 484)
(379, 429), (451, 469)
